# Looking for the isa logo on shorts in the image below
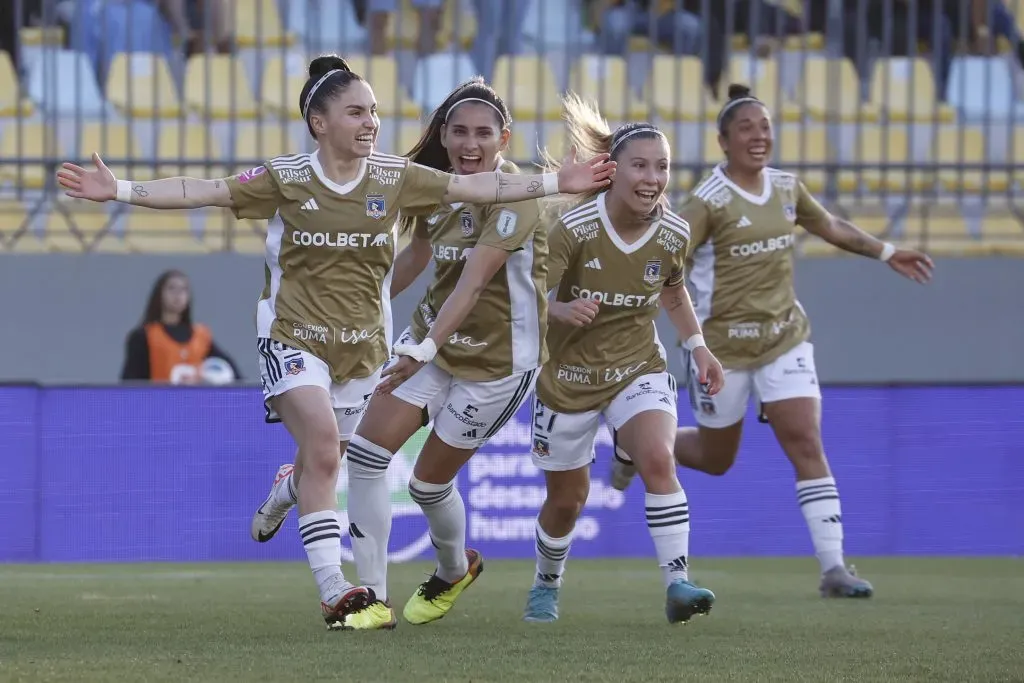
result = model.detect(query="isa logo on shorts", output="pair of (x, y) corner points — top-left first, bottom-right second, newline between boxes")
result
(366, 194), (386, 220)
(284, 357), (306, 375)
(643, 259), (662, 284)
(238, 165), (266, 184)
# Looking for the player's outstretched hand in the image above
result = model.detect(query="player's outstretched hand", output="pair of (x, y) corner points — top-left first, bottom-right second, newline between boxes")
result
(693, 346), (725, 396)
(888, 247), (934, 284)
(556, 146), (615, 194)
(56, 153), (117, 202)
(549, 298), (599, 327)
(376, 355), (425, 396)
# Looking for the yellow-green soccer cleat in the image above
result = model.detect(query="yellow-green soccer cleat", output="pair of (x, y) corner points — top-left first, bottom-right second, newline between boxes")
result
(341, 591), (398, 631)
(403, 549), (484, 625)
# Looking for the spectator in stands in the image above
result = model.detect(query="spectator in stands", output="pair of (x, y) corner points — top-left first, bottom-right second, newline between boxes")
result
(121, 269), (240, 383)
(469, 0), (531, 80)
(161, 0), (232, 55)
(364, 0), (442, 56)
(594, 1), (703, 57)
(949, 0), (1024, 71)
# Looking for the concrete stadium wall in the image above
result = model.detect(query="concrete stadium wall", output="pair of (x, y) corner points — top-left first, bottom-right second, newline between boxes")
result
(0, 254), (1022, 384)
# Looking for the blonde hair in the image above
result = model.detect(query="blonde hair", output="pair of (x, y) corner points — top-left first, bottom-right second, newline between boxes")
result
(540, 91), (665, 223)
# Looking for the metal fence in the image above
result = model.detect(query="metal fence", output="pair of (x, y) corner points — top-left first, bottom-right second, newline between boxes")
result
(0, 0), (1022, 254)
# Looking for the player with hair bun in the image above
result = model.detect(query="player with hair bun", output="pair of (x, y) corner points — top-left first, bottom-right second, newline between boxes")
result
(612, 84), (934, 599)
(57, 54), (615, 629)
(521, 93), (724, 625)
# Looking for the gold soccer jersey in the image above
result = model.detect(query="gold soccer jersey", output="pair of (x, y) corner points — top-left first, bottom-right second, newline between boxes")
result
(537, 192), (690, 413)
(408, 160), (549, 382)
(226, 151), (450, 382)
(681, 164), (830, 371)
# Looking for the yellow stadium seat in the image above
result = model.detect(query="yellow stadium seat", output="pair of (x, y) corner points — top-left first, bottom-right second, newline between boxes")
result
(869, 58), (956, 123)
(124, 208), (224, 253)
(509, 126), (565, 165)
(936, 127), (1009, 192)
(783, 33), (825, 51)
(439, 0), (477, 50)
(155, 124), (228, 178)
(185, 55), (260, 119)
(729, 56), (802, 122)
(234, 0), (294, 47)
(43, 210), (130, 253)
(569, 56), (647, 122)
(106, 53), (182, 118)
(776, 126), (831, 193)
(840, 126), (933, 192)
(223, 214), (268, 254)
(492, 56), (563, 122)
(262, 54), (420, 119)
(76, 123), (145, 181)
(798, 57), (878, 123)
(647, 56), (720, 122)
(392, 120), (424, 156)
(0, 123), (60, 189)
(0, 201), (44, 252)
(980, 213), (1024, 256)
(0, 51), (33, 117)
(230, 125), (296, 170)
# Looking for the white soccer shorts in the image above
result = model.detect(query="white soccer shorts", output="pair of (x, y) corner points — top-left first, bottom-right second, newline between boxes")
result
(684, 340), (822, 429)
(530, 372), (678, 472)
(390, 329), (537, 450)
(257, 338), (380, 441)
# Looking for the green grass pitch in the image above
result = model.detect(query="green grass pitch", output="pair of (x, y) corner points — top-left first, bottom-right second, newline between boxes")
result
(1, 558), (1021, 682)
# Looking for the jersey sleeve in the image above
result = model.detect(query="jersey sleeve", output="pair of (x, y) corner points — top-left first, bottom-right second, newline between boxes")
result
(545, 218), (577, 293)
(794, 179), (831, 231)
(224, 164), (283, 220)
(476, 199), (541, 252)
(676, 193), (712, 256)
(665, 248), (687, 288)
(398, 162), (452, 217)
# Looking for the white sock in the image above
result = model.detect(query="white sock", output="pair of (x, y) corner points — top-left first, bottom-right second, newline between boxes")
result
(645, 490), (691, 587)
(345, 435), (394, 601)
(534, 519), (573, 588)
(796, 477), (845, 573)
(298, 510), (348, 601)
(408, 475), (468, 583)
(272, 468), (298, 506)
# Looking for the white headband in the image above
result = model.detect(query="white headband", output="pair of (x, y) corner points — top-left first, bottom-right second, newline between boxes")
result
(303, 69), (342, 121)
(610, 126), (664, 154)
(716, 97), (762, 130)
(445, 97), (507, 125)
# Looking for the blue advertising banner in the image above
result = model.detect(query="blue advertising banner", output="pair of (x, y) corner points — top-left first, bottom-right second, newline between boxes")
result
(1, 385), (1022, 563)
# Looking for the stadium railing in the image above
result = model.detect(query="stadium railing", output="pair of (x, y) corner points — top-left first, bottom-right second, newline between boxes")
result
(0, 0), (1022, 256)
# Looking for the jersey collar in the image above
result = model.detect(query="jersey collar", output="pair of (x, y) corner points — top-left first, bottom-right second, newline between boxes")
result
(596, 191), (662, 255)
(311, 149), (367, 195)
(713, 163), (772, 206)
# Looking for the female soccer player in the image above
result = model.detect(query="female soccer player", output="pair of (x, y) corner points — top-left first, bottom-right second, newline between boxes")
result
(611, 84), (934, 599)
(519, 94), (725, 625)
(253, 77), (550, 631)
(56, 55), (614, 629)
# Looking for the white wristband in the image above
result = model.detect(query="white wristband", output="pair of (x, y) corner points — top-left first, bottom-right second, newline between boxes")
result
(542, 172), (559, 196)
(115, 179), (134, 204)
(878, 242), (896, 262)
(393, 337), (438, 364)
(683, 334), (706, 352)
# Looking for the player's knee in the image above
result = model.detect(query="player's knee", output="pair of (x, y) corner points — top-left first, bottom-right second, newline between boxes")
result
(543, 476), (589, 524)
(303, 438), (342, 479)
(636, 446), (677, 486)
(778, 428), (825, 468)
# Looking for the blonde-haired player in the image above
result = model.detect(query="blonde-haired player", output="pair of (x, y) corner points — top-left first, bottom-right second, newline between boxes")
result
(612, 84), (934, 598)
(58, 54), (614, 629)
(522, 94), (725, 624)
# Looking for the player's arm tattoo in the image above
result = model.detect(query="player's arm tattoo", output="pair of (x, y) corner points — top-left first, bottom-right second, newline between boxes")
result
(665, 291), (687, 311)
(181, 179), (187, 198)
(495, 174), (512, 202)
(821, 216), (884, 258)
(132, 184), (149, 198)
(526, 179), (543, 194)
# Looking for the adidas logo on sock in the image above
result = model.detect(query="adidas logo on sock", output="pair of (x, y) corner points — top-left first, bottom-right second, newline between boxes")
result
(301, 198), (319, 211)
(736, 215), (752, 228)
(585, 258), (602, 269)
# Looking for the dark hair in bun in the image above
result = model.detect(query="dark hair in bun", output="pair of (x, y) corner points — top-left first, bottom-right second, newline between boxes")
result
(298, 54), (362, 139)
(717, 82), (764, 135)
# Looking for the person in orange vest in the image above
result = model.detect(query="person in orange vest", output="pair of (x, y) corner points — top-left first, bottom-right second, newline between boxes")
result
(120, 269), (240, 383)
